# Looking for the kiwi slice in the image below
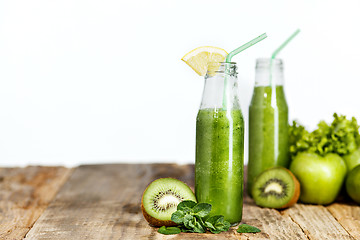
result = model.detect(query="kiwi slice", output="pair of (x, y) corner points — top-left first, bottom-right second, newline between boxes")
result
(141, 178), (196, 226)
(251, 167), (300, 209)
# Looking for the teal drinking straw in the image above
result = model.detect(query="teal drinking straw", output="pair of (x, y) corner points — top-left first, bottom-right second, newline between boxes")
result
(269, 29), (300, 157)
(270, 29), (300, 87)
(271, 29), (300, 60)
(225, 33), (268, 63)
(222, 33), (267, 109)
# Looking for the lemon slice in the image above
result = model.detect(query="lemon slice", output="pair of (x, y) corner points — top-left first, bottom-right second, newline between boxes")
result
(181, 46), (228, 76)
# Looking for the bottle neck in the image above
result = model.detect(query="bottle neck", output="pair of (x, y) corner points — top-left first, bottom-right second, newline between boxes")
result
(255, 58), (284, 86)
(200, 62), (240, 110)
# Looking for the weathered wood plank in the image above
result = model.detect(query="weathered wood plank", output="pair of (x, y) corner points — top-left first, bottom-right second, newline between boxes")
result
(240, 197), (308, 240)
(283, 203), (355, 240)
(25, 164), (310, 240)
(0, 166), (72, 240)
(25, 164), (195, 240)
(327, 203), (360, 240)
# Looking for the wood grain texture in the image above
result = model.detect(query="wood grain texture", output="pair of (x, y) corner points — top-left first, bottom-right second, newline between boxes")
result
(0, 164), (353, 240)
(25, 164), (197, 240)
(327, 203), (360, 239)
(0, 166), (72, 240)
(25, 164), (312, 240)
(240, 198), (308, 240)
(25, 164), (242, 240)
(283, 204), (355, 240)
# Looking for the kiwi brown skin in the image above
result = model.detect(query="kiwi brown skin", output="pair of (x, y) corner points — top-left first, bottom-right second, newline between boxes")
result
(278, 168), (301, 209)
(141, 177), (193, 227)
(141, 199), (177, 227)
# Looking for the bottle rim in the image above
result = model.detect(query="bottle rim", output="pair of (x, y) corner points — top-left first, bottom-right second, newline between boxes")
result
(256, 58), (283, 69)
(207, 62), (237, 75)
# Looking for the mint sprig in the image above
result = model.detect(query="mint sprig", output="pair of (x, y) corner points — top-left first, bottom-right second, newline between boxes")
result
(192, 203), (212, 217)
(237, 224), (261, 233)
(157, 200), (231, 235)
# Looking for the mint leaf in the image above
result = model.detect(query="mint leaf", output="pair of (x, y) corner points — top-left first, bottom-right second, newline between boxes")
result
(205, 215), (230, 234)
(171, 210), (185, 224)
(205, 215), (222, 225)
(192, 203), (212, 217)
(193, 221), (206, 233)
(183, 215), (196, 230)
(177, 200), (197, 210)
(205, 221), (215, 231)
(237, 224), (261, 233)
(183, 215), (206, 233)
(181, 228), (194, 233)
(195, 215), (207, 230)
(158, 226), (181, 235)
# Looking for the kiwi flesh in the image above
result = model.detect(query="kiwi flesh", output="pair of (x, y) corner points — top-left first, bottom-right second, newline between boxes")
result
(141, 178), (196, 226)
(251, 167), (300, 209)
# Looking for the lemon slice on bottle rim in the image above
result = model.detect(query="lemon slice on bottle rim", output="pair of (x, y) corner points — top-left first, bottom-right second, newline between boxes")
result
(181, 46), (228, 76)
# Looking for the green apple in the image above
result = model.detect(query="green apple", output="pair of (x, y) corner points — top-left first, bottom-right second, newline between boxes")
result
(289, 152), (347, 205)
(343, 148), (360, 172)
(346, 165), (360, 204)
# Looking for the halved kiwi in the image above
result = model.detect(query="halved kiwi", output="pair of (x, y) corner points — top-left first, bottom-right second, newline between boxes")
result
(141, 178), (196, 226)
(251, 167), (300, 209)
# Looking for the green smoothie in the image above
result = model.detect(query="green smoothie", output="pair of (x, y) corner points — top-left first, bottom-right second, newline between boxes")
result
(248, 86), (289, 195)
(195, 108), (244, 224)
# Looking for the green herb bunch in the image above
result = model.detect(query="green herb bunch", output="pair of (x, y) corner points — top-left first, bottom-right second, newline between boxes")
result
(289, 113), (360, 159)
(158, 200), (261, 235)
(158, 200), (230, 235)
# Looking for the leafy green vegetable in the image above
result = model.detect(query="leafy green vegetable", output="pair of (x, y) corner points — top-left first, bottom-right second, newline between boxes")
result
(289, 120), (311, 159)
(157, 226), (181, 235)
(289, 113), (360, 159)
(237, 224), (261, 233)
(160, 200), (231, 235)
(330, 114), (360, 155)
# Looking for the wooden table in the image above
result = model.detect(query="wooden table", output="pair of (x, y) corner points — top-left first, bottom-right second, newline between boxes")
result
(0, 164), (359, 240)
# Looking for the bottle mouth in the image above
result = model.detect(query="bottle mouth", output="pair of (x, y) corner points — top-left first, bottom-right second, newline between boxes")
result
(256, 58), (283, 69)
(207, 62), (237, 75)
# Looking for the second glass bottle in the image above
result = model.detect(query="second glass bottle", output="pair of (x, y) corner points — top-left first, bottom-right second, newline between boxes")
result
(247, 58), (290, 196)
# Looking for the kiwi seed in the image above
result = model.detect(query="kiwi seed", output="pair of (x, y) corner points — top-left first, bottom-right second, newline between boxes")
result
(260, 178), (288, 198)
(153, 189), (183, 212)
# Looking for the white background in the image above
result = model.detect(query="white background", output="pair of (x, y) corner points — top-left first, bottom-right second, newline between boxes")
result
(1, 0), (360, 167)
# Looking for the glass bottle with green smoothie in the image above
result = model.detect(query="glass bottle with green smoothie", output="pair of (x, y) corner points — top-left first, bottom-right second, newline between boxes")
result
(247, 58), (289, 196)
(195, 62), (244, 225)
